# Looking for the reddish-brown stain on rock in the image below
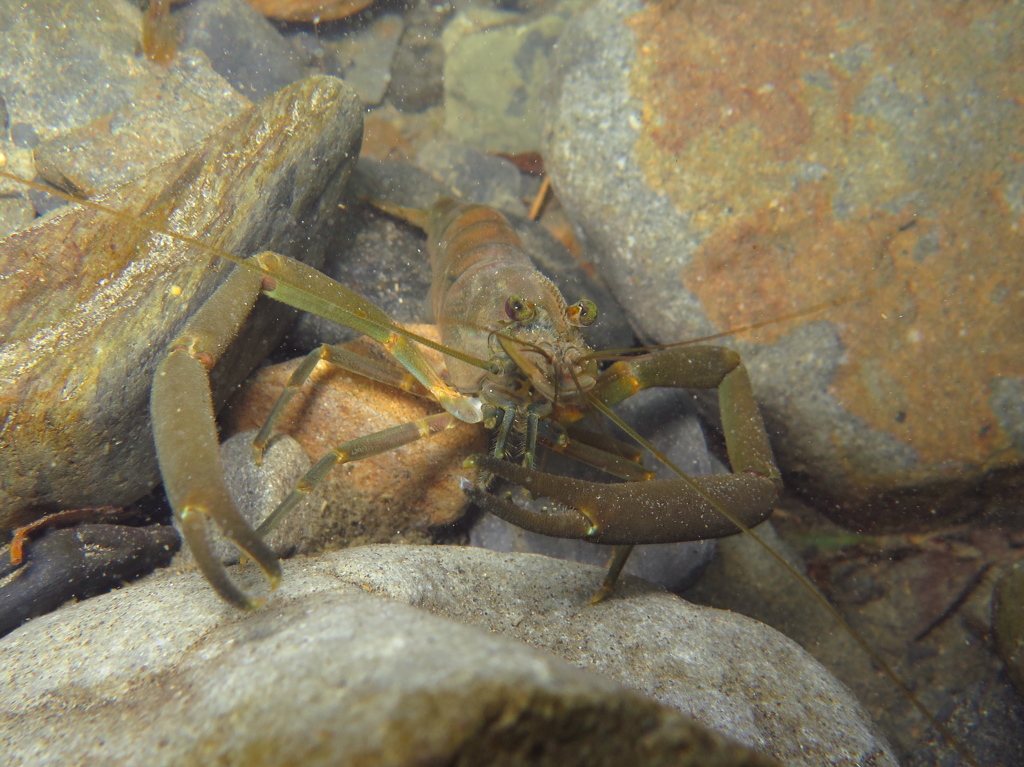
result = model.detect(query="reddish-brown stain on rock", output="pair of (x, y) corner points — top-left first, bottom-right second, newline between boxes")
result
(626, 0), (1024, 484)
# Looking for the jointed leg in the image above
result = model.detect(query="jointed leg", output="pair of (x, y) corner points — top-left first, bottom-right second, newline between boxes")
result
(151, 266), (281, 609)
(252, 343), (432, 462)
(254, 251), (484, 425)
(256, 412), (464, 536)
(591, 545), (634, 604)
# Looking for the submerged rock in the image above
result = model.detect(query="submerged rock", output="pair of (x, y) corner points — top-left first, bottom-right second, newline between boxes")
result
(0, 545), (896, 767)
(0, 524), (179, 639)
(178, 0), (306, 103)
(0, 0), (250, 194)
(325, 13), (405, 106)
(0, 75), (362, 536)
(542, 0), (1024, 529)
(443, 2), (582, 152)
(222, 328), (487, 552)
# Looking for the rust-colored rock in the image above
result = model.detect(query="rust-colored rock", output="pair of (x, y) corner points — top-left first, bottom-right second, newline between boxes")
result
(223, 325), (487, 550)
(629, 1), (1024, 526)
(544, 0), (1024, 528)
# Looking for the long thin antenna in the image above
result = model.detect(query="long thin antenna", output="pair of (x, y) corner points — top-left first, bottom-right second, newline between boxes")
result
(585, 392), (978, 767)
(589, 291), (873, 361)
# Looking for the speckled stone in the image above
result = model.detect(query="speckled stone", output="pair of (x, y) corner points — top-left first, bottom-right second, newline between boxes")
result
(0, 142), (35, 238)
(0, 0), (250, 195)
(326, 13), (405, 106)
(187, 430), (329, 565)
(444, 2), (583, 152)
(0, 523), (180, 639)
(338, 546), (897, 767)
(178, 0), (306, 103)
(0, 0), (151, 140)
(387, 4), (448, 113)
(543, 0), (1024, 528)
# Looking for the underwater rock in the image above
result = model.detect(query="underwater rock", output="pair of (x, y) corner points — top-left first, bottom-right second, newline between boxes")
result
(194, 430), (328, 565)
(0, 564), (769, 767)
(0, 524), (179, 639)
(325, 12), (405, 106)
(387, 4), (448, 113)
(31, 53), (249, 197)
(0, 0), (163, 140)
(178, 0), (306, 103)
(416, 138), (533, 214)
(686, 517), (1024, 766)
(0, 141), (34, 238)
(0, 0), (250, 197)
(222, 328), (489, 548)
(542, 0), (1024, 529)
(328, 545), (898, 766)
(0, 545), (894, 767)
(0, 76), (363, 536)
(443, 2), (582, 153)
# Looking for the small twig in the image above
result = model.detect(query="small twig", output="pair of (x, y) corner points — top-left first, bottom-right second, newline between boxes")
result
(914, 562), (993, 642)
(528, 176), (551, 221)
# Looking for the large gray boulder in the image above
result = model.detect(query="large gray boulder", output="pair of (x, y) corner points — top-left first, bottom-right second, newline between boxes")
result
(0, 545), (894, 766)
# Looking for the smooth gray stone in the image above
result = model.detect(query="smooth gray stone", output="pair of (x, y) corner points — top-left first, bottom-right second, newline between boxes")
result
(0, 545), (895, 767)
(0, 547), (774, 767)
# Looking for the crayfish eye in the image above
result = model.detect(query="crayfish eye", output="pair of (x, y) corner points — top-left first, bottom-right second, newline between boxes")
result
(567, 298), (598, 327)
(505, 295), (536, 322)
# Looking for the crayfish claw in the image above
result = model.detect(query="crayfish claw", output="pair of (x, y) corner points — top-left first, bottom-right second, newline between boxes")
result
(469, 454), (778, 545)
(461, 459), (594, 540)
(176, 507), (281, 610)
